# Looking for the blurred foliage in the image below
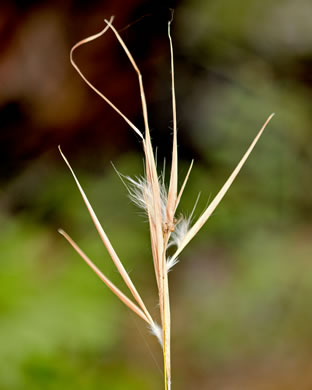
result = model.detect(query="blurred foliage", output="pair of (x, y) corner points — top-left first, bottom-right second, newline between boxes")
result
(0, 157), (160, 390)
(1, 0), (312, 389)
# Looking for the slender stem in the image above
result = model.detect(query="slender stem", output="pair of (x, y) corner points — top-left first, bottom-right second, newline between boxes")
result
(164, 352), (168, 390)
(162, 235), (171, 390)
(163, 271), (171, 389)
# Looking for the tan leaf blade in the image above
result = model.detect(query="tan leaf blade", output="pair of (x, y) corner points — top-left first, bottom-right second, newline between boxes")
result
(166, 15), (178, 227)
(58, 229), (150, 324)
(103, 19), (162, 218)
(103, 19), (150, 140)
(103, 19), (165, 294)
(70, 16), (143, 140)
(175, 159), (194, 213)
(171, 113), (275, 261)
(58, 146), (153, 324)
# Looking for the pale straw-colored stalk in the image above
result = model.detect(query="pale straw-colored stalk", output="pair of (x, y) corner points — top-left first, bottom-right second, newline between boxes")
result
(59, 14), (274, 390)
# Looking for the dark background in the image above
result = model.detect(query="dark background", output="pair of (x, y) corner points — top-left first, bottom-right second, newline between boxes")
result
(1, 0), (312, 389)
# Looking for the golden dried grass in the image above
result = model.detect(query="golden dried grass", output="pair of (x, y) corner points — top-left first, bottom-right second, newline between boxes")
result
(59, 14), (274, 390)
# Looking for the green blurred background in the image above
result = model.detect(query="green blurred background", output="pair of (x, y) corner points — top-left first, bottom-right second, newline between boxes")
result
(1, 0), (312, 389)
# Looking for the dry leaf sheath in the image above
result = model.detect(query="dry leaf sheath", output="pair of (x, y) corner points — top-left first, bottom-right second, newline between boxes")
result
(58, 15), (274, 390)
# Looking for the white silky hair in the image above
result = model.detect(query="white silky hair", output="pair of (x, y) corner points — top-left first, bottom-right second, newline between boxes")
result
(167, 192), (201, 250)
(126, 176), (151, 212)
(166, 256), (179, 272)
(149, 322), (163, 347)
(168, 217), (191, 249)
(126, 174), (168, 224)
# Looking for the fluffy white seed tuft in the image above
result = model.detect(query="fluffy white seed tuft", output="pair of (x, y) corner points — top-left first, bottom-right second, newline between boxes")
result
(126, 176), (151, 213)
(167, 192), (201, 250)
(149, 322), (163, 347)
(127, 175), (168, 224)
(168, 216), (191, 249)
(166, 256), (179, 272)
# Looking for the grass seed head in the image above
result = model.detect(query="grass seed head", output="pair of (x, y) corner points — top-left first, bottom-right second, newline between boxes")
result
(60, 14), (275, 390)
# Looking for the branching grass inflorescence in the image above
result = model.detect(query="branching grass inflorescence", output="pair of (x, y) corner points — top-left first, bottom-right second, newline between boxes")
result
(58, 14), (274, 390)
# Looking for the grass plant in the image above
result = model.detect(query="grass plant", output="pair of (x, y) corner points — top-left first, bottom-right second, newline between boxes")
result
(58, 14), (274, 390)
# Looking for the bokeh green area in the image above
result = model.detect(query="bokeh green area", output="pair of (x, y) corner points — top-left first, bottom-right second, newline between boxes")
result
(0, 156), (161, 390)
(1, 0), (312, 389)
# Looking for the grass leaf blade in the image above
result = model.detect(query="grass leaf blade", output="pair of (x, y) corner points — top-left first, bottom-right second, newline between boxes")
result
(58, 229), (150, 324)
(58, 146), (153, 324)
(171, 113), (275, 261)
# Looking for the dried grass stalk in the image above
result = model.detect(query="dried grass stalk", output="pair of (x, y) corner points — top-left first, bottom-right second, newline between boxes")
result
(59, 14), (274, 390)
